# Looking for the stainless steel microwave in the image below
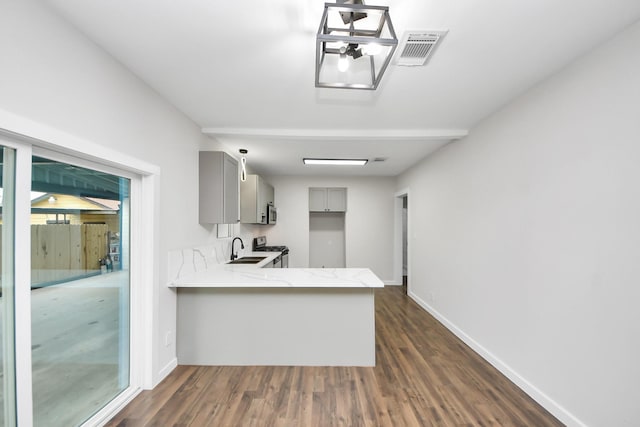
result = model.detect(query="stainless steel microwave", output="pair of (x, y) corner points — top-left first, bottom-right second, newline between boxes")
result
(267, 203), (277, 224)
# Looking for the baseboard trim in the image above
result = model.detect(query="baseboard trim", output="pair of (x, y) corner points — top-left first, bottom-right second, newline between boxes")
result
(155, 357), (178, 388)
(384, 280), (402, 286)
(407, 290), (586, 427)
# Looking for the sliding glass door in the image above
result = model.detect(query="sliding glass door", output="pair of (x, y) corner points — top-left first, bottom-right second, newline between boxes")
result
(0, 135), (138, 426)
(30, 155), (130, 426)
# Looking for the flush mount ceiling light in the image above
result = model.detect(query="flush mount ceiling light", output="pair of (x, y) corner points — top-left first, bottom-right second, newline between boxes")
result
(315, 0), (398, 90)
(303, 158), (368, 166)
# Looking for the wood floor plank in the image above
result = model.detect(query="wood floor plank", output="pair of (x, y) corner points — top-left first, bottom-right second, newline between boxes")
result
(105, 286), (564, 427)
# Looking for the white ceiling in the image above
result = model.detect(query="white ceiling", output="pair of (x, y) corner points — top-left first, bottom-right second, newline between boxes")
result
(45, 0), (640, 176)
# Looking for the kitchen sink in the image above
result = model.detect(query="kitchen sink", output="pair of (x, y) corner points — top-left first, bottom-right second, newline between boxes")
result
(227, 256), (267, 265)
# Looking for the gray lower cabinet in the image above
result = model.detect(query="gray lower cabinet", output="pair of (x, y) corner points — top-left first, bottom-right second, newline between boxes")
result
(199, 151), (239, 224)
(309, 187), (347, 212)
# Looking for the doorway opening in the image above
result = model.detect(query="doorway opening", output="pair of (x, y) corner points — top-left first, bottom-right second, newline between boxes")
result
(394, 190), (409, 295)
(402, 195), (408, 294)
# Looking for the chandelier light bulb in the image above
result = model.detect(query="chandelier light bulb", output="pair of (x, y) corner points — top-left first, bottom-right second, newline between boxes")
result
(364, 43), (382, 56)
(337, 46), (349, 72)
(337, 56), (349, 72)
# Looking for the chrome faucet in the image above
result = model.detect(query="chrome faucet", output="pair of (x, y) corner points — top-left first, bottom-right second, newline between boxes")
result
(231, 237), (244, 261)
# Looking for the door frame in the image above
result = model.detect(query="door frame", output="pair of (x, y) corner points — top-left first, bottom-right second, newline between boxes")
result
(393, 188), (410, 291)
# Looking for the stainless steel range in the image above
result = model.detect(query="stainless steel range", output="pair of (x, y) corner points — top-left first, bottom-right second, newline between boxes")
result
(253, 236), (289, 268)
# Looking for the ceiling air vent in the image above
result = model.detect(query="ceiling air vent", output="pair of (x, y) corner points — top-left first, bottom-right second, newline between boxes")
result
(395, 30), (448, 66)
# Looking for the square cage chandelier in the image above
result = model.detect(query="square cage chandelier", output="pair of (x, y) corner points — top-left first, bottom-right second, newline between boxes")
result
(315, 1), (398, 90)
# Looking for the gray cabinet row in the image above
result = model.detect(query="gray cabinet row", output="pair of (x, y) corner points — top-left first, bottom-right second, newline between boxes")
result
(198, 154), (347, 222)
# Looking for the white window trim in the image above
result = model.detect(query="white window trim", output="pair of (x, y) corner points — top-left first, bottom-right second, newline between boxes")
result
(1, 108), (159, 426)
(0, 137), (34, 427)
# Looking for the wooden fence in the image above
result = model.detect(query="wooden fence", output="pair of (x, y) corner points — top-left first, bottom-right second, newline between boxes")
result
(30, 224), (109, 286)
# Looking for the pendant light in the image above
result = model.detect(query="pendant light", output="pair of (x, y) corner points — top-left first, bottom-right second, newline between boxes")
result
(239, 149), (248, 181)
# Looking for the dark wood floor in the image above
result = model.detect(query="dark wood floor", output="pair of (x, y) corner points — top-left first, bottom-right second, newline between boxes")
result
(106, 286), (563, 426)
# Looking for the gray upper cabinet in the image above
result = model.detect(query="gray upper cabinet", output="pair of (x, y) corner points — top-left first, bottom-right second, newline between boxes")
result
(309, 187), (347, 212)
(241, 174), (274, 224)
(199, 151), (239, 224)
(327, 188), (347, 211)
(309, 188), (327, 211)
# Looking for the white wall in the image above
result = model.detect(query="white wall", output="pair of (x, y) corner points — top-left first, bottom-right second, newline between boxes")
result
(0, 0), (226, 387)
(265, 176), (396, 283)
(397, 21), (640, 427)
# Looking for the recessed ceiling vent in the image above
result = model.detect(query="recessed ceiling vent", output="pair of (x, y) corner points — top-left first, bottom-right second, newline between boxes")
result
(395, 30), (448, 66)
(373, 157), (388, 162)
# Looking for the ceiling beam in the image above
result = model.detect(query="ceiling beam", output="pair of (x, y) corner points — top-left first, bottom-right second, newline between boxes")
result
(201, 128), (469, 141)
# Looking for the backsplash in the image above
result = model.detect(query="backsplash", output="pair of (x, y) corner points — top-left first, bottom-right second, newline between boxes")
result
(168, 224), (267, 283)
(168, 242), (229, 284)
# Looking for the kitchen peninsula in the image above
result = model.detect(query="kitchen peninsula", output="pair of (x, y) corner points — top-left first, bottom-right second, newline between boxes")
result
(169, 251), (384, 366)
